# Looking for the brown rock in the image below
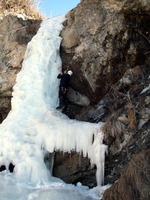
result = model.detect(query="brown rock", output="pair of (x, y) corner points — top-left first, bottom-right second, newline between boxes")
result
(61, 0), (150, 104)
(103, 149), (150, 200)
(0, 15), (40, 122)
(53, 151), (96, 187)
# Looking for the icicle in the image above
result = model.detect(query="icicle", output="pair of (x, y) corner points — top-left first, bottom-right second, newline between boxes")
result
(88, 132), (108, 186)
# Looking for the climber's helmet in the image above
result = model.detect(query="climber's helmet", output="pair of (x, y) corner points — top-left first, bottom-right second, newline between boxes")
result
(67, 70), (73, 76)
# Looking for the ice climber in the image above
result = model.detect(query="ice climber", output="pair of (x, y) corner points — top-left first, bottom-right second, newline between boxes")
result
(56, 68), (73, 113)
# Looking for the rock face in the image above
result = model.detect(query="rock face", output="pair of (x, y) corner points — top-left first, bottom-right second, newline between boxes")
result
(0, 15), (40, 122)
(103, 149), (150, 200)
(53, 152), (96, 187)
(61, 0), (150, 104)
(59, 0), (150, 196)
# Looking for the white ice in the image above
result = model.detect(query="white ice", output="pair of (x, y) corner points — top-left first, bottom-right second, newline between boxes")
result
(0, 16), (108, 199)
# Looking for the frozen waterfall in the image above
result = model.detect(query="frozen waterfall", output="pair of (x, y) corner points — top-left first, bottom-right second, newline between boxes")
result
(0, 16), (108, 200)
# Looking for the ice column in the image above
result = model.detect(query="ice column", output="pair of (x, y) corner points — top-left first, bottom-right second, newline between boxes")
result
(88, 132), (108, 186)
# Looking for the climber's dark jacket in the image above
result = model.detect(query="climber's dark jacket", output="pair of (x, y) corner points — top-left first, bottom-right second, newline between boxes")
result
(57, 73), (71, 89)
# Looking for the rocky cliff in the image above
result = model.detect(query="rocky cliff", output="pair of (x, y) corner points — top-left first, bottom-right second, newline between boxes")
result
(60, 0), (150, 198)
(0, 15), (40, 121)
(0, 0), (149, 199)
